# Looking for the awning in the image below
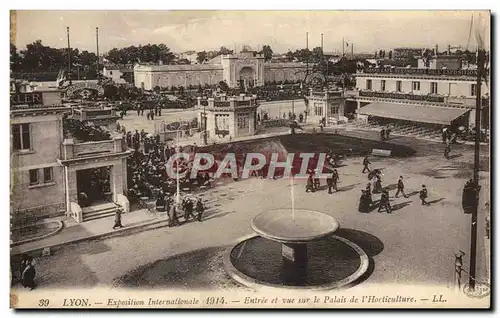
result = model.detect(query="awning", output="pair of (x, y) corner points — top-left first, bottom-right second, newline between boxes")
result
(359, 102), (471, 125)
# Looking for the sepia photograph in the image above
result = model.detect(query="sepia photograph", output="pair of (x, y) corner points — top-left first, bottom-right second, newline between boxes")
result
(8, 9), (491, 309)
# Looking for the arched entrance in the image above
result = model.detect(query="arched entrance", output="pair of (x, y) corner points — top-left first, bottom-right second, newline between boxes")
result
(239, 67), (255, 90)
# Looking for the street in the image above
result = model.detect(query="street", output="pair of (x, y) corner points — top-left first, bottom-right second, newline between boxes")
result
(19, 136), (490, 291)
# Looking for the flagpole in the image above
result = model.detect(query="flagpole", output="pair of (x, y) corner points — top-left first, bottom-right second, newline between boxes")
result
(96, 27), (100, 84)
(342, 37), (345, 57)
(66, 27), (72, 85)
(176, 130), (180, 206)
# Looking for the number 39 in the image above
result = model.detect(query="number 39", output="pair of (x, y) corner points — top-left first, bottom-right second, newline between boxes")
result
(38, 299), (50, 307)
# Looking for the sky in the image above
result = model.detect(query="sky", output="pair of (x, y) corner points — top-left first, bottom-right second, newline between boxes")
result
(12, 10), (491, 54)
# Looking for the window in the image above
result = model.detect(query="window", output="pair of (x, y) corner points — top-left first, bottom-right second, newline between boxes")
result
(43, 167), (53, 183)
(381, 80), (386, 91)
(12, 124), (31, 151)
(412, 81), (420, 91)
(396, 81), (402, 92)
(430, 82), (438, 94)
(29, 169), (39, 185)
(471, 84), (477, 96)
(237, 113), (249, 129)
(314, 103), (323, 116)
(366, 79), (372, 90)
(330, 105), (339, 115)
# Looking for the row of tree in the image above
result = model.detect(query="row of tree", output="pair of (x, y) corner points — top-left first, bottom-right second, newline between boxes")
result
(11, 40), (99, 75)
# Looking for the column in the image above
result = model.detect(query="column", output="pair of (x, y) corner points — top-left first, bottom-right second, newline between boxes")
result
(67, 168), (78, 204)
(356, 100), (361, 119)
(110, 164), (124, 202)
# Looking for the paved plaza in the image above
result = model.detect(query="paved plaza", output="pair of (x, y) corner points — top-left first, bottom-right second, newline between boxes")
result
(11, 126), (490, 290)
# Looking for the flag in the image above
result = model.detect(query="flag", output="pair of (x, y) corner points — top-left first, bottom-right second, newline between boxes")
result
(345, 41), (349, 47)
(56, 69), (69, 88)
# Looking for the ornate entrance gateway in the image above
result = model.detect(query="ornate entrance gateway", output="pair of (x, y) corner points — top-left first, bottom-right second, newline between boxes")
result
(239, 67), (255, 90)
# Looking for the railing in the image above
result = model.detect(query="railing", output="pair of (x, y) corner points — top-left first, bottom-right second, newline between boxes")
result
(359, 91), (445, 103)
(361, 67), (486, 77)
(10, 104), (69, 111)
(214, 101), (231, 107)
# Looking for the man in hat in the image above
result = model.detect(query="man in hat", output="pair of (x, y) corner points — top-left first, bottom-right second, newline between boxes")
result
(420, 185), (429, 205)
(378, 188), (392, 213)
(395, 176), (408, 198)
(306, 174), (314, 193)
(362, 156), (371, 173)
(112, 208), (124, 229)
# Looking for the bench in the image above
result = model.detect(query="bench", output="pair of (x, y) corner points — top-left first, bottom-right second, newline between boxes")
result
(371, 149), (392, 157)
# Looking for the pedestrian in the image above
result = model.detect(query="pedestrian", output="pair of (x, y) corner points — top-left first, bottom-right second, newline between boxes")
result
(112, 209), (124, 229)
(168, 202), (180, 227)
(420, 185), (429, 205)
(378, 188), (392, 213)
(358, 190), (371, 213)
(313, 169), (321, 190)
(395, 176), (409, 198)
(195, 198), (205, 222)
(442, 127), (448, 144)
(147, 112), (151, 120)
(362, 156), (371, 173)
(326, 172), (333, 194)
(444, 143), (451, 159)
(332, 169), (339, 192)
(373, 173), (383, 193)
(385, 128), (391, 140)
(365, 181), (372, 198)
(183, 198), (195, 221)
(305, 174), (314, 193)
(21, 256), (36, 290)
(380, 127), (386, 141)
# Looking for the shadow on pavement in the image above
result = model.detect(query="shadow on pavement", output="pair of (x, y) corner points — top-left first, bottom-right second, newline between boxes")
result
(427, 198), (445, 205)
(391, 201), (412, 212)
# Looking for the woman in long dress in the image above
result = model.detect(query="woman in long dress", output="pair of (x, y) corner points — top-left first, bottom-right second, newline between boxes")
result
(21, 257), (36, 290)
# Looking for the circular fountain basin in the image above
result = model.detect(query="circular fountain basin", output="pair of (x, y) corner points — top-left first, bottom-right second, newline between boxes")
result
(223, 209), (368, 291)
(251, 209), (340, 243)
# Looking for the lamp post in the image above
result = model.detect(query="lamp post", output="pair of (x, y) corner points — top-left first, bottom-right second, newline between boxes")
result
(203, 103), (208, 145)
(467, 48), (486, 291)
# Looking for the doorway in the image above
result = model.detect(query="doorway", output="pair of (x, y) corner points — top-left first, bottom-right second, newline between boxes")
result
(76, 166), (112, 207)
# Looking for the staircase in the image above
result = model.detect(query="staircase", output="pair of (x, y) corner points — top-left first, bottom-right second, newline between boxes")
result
(82, 202), (120, 222)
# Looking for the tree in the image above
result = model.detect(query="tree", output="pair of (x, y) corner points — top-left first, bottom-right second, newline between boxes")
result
(197, 51), (208, 64)
(285, 50), (295, 62)
(261, 45), (273, 62)
(219, 46), (233, 55)
(218, 81), (229, 92)
(153, 86), (161, 93)
(388, 51), (393, 59)
(379, 50), (384, 59)
(311, 47), (324, 63)
(10, 44), (21, 72)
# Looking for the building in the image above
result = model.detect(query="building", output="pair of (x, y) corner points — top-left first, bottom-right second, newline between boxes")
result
(349, 64), (489, 135)
(102, 65), (134, 84)
(10, 86), (132, 225)
(134, 52), (308, 90)
(306, 89), (346, 125)
(392, 47), (425, 60)
(417, 55), (462, 70)
(11, 90), (70, 225)
(196, 94), (259, 141)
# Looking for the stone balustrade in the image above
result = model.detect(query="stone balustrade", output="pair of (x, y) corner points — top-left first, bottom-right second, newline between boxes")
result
(360, 67), (487, 77)
(196, 95), (259, 111)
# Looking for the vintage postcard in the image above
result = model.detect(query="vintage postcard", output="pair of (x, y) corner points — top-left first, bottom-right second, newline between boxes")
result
(9, 10), (491, 309)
